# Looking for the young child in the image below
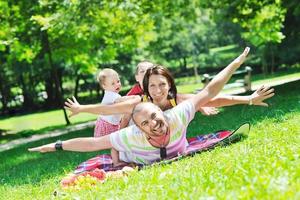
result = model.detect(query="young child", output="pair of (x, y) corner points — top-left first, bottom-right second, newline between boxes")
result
(126, 61), (154, 96)
(95, 68), (125, 166)
(119, 61), (155, 128)
(94, 68), (122, 137)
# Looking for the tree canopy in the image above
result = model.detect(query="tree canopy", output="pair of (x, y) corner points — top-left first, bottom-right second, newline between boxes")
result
(0, 0), (298, 121)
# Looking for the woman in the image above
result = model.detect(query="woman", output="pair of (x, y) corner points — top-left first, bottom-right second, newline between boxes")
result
(142, 65), (272, 109)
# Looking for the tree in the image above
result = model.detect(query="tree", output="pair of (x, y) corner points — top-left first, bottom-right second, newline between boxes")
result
(202, 0), (286, 74)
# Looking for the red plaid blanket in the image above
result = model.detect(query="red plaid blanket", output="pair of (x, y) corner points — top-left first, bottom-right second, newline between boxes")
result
(74, 130), (232, 174)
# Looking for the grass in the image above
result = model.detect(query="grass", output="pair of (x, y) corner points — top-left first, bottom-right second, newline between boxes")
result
(0, 80), (299, 199)
(0, 110), (97, 144)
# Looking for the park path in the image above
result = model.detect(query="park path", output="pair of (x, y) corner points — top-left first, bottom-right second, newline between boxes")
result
(1, 76), (299, 152)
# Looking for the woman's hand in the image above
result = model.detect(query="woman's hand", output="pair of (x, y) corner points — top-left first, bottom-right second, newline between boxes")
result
(198, 107), (219, 116)
(64, 96), (81, 117)
(232, 47), (250, 67)
(250, 85), (275, 106)
(28, 143), (56, 153)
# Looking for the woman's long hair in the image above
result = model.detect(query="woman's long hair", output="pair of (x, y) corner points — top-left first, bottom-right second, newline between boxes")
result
(143, 65), (177, 103)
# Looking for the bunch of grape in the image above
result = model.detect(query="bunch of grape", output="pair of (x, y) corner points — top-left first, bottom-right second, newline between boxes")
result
(61, 169), (106, 188)
(73, 174), (100, 189)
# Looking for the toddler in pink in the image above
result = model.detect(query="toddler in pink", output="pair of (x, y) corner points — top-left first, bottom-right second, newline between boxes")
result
(94, 68), (122, 137)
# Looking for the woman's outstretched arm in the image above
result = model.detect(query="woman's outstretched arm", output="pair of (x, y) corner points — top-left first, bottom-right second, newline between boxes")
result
(177, 85), (274, 108)
(64, 95), (141, 117)
(190, 47), (250, 110)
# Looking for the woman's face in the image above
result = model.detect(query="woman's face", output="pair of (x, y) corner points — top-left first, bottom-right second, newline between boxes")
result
(148, 74), (170, 103)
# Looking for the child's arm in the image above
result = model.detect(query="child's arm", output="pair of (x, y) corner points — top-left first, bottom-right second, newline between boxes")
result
(111, 148), (120, 166)
(119, 114), (131, 129)
(111, 148), (127, 167)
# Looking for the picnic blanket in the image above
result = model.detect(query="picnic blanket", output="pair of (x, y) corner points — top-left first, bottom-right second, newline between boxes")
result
(74, 122), (250, 174)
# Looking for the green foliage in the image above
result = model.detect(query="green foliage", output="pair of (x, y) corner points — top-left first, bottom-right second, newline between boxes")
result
(202, 0), (287, 73)
(240, 3), (286, 46)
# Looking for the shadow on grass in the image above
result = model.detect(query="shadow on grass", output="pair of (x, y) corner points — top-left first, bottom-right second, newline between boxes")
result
(0, 128), (110, 186)
(0, 81), (299, 186)
(187, 80), (300, 136)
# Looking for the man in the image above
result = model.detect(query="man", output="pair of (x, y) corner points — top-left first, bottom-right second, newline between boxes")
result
(29, 47), (252, 164)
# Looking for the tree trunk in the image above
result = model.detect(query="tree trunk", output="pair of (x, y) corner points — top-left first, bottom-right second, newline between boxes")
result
(74, 69), (80, 99)
(192, 53), (199, 83)
(19, 72), (34, 110)
(0, 46), (11, 114)
(96, 84), (101, 100)
(41, 30), (70, 125)
(261, 47), (268, 75)
(270, 44), (275, 74)
(182, 57), (187, 71)
(44, 77), (56, 108)
(0, 74), (9, 114)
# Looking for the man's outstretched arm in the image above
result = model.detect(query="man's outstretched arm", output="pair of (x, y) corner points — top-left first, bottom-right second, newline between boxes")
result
(28, 135), (112, 153)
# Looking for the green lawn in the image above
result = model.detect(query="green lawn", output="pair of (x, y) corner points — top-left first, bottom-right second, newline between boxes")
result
(0, 111), (97, 144)
(0, 81), (299, 199)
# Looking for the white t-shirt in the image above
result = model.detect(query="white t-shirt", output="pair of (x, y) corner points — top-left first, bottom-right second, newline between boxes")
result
(109, 100), (195, 164)
(99, 91), (122, 125)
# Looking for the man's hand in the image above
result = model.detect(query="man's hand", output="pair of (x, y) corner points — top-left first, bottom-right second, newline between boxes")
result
(250, 85), (275, 106)
(28, 143), (56, 153)
(198, 107), (219, 116)
(64, 96), (81, 117)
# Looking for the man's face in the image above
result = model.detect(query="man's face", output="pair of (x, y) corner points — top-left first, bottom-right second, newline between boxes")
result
(133, 103), (169, 137)
(102, 74), (122, 93)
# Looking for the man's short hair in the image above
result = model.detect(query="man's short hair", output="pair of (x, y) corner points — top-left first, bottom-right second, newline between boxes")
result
(131, 102), (159, 126)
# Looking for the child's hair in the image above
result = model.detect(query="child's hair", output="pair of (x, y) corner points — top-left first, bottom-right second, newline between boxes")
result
(97, 68), (118, 89)
(135, 61), (155, 75)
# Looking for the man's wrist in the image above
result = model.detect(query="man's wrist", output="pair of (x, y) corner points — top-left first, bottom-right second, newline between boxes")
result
(55, 140), (63, 151)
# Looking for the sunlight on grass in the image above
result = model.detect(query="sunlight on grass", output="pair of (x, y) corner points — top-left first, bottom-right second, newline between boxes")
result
(0, 110), (97, 133)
